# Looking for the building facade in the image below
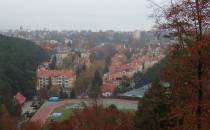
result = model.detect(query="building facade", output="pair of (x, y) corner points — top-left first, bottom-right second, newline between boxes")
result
(36, 69), (76, 96)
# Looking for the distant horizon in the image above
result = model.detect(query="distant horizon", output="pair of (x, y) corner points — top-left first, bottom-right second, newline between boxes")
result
(0, 27), (152, 32)
(0, 0), (165, 31)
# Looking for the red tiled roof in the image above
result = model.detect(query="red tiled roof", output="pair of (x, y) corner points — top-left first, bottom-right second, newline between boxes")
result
(105, 53), (164, 82)
(13, 92), (26, 106)
(37, 69), (75, 78)
(101, 83), (116, 93)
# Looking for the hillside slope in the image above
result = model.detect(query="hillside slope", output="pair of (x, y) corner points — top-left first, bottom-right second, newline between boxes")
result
(0, 35), (48, 111)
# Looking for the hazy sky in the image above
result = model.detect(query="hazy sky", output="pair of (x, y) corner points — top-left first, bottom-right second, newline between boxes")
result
(0, 0), (164, 31)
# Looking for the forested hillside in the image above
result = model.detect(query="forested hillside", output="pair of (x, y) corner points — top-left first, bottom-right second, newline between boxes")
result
(0, 35), (48, 113)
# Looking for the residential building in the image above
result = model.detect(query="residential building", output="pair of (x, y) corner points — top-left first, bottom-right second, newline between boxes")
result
(36, 69), (76, 96)
(13, 92), (26, 115)
(101, 83), (116, 97)
(102, 47), (165, 88)
(13, 92), (26, 107)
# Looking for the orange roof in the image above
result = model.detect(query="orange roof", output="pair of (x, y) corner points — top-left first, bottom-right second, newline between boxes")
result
(101, 83), (116, 93)
(37, 69), (75, 78)
(13, 92), (26, 106)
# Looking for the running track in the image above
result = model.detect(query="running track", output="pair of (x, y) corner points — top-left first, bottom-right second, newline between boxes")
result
(30, 99), (138, 124)
(30, 100), (67, 124)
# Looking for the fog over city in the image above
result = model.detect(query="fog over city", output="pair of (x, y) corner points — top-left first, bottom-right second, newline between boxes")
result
(0, 0), (164, 31)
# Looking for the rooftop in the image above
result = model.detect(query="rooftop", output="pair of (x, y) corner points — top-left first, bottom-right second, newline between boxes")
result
(13, 92), (26, 106)
(37, 69), (75, 78)
(122, 84), (151, 98)
(101, 83), (116, 93)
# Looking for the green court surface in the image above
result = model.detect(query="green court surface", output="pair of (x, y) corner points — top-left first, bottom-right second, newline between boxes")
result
(101, 100), (137, 111)
(49, 104), (75, 122)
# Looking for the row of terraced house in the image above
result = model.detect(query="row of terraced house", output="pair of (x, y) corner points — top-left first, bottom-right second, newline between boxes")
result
(101, 44), (166, 97)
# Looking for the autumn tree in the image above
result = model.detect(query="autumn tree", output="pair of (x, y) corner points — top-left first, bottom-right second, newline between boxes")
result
(48, 85), (62, 97)
(162, 39), (210, 130)
(88, 70), (102, 99)
(21, 121), (42, 130)
(61, 53), (77, 69)
(89, 52), (97, 63)
(149, 0), (210, 129)
(49, 55), (57, 69)
(38, 87), (48, 100)
(75, 60), (107, 97)
(153, 0), (210, 44)
(74, 63), (96, 96)
(0, 104), (16, 130)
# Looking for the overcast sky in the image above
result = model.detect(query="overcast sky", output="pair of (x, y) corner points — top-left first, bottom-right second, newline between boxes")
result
(0, 0), (165, 31)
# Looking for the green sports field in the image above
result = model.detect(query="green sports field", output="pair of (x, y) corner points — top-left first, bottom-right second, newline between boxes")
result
(101, 99), (138, 111)
(49, 104), (75, 122)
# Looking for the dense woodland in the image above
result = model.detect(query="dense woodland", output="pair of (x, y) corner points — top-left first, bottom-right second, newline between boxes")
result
(0, 35), (48, 114)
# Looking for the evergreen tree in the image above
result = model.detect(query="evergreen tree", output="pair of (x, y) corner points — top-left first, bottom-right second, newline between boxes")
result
(89, 70), (102, 99)
(0, 35), (48, 114)
(134, 81), (171, 130)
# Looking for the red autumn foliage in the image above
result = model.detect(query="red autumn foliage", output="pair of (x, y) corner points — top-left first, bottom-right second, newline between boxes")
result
(0, 104), (16, 130)
(21, 121), (42, 130)
(156, 0), (210, 44)
(48, 106), (134, 130)
(162, 36), (210, 130)
(153, 0), (210, 128)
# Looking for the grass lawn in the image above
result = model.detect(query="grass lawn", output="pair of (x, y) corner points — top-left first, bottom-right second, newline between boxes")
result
(102, 100), (137, 111)
(49, 104), (75, 122)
